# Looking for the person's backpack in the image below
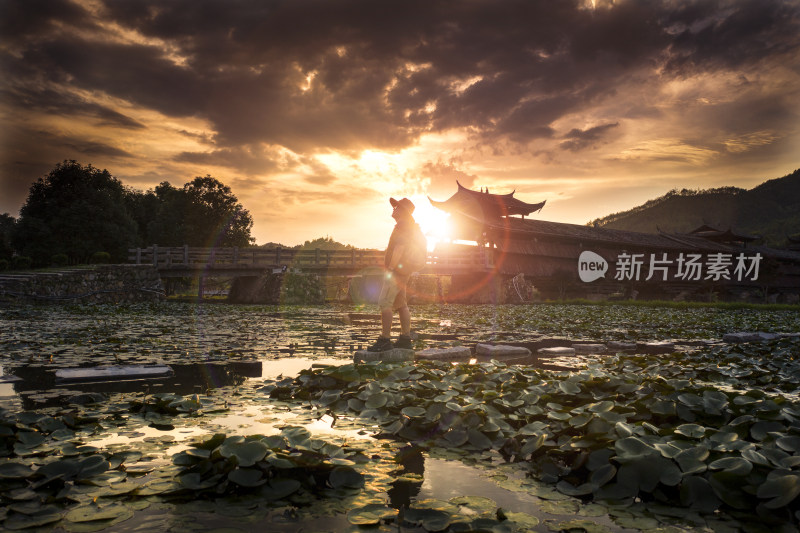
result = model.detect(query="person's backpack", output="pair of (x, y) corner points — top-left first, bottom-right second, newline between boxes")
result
(404, 224), (428, 273)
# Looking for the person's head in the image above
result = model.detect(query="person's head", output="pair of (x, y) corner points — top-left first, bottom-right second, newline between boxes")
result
(390, 197), (415, 221)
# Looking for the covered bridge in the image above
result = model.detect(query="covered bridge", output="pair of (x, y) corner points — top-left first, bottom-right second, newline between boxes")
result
(429, 183), (800, 303)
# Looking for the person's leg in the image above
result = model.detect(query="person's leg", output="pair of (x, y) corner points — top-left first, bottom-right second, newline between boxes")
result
(398, 305), (410, 336)
(393, 274), (413, 349)
(369, 272), (399, 351)
(381, 306), (394, 338)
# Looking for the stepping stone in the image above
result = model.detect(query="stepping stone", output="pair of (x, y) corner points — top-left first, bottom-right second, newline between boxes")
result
(607, 341), (637, 351)
(639, 342), (675, 354)
(416, 346), (472, 361)
(55, 364), (173, 384)
(475, 344), (532, 357)
(572, 343), (606, 354)
(722, 332), (763, 343)
(354, 348), (415, 363)
(537, 346), (576, 357)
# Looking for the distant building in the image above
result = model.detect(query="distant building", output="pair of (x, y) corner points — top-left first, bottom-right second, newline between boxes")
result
(429, 183), (800, 303)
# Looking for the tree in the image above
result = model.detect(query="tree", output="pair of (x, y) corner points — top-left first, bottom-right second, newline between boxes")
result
(143, 182), (190, 246)
(297, 236), (353, 250)
(182, 176), (254, 247)
(12, 161), (138, 265)
(0, 214), (14, 260)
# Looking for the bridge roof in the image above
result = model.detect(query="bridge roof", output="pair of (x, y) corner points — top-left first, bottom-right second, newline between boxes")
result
(428, 181), (546, 223)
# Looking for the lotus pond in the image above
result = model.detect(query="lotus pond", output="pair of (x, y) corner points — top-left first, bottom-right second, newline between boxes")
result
(2, 302), (800, 532)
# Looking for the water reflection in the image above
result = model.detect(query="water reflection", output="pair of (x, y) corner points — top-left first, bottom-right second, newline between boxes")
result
(388, 445), (425, 508)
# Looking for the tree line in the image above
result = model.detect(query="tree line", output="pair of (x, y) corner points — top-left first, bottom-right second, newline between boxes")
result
(0, 160), (254, 268)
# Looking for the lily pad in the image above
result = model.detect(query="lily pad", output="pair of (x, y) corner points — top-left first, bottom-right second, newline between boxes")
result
(347, 504), (399, 525)
(757, 473), (800, 508)
(228, 468), (265, 487)
(708, 457), (752, 476)
(3, 510), (63, 529)
(329, 466), (364, 489)
(0, 462), (34, 479)
(403, 507), (451, 531)
(260, 478), (301, 500)
(675, 424), (706, 438)
(65, 503), (133, 523)
(219, 440), (268, 467)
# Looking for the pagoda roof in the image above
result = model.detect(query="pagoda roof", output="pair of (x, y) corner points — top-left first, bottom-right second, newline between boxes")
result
(687, 225), (758, 243)
(428, 181), (545, 223)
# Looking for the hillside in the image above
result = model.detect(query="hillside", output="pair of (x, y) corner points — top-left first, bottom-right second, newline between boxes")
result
(588, 169), (800, 247)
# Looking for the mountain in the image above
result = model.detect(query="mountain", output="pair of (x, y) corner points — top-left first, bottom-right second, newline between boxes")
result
(588, 169), (800, 247)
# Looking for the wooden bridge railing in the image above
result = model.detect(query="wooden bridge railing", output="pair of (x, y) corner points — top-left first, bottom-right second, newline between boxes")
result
(128, 245), (492, 274)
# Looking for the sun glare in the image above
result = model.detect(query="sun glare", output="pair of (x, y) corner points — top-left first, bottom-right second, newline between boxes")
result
(409, 195), (452, 250)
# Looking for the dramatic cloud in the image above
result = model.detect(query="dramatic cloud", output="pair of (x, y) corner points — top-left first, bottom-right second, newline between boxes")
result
(1, 0), (799, 247)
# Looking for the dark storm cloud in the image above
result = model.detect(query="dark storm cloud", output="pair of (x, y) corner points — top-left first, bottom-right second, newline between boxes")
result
(664, 0), (800, 73)
(0, 0), (90, 40)
(560, 123), (620, 152)
(174, 146), (287, 175)
(422, 160), (478, 198)
(1, 87), (145, 129)
(3, 0), (800, 157)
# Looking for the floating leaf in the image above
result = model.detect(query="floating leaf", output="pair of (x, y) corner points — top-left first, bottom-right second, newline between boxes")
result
(674, 424), (706, 438)
(3, 510), (62, 529)
(709, 472), (751, 509)
(228, 468), (265, 487)
(403, 507), (451, 531)
(401, 406), (426, 418)
(365, 393), (390, 409)
(708, 457), (752, 476)
(590, 464), (617, 488)
(347, 504), (398, 525)
(443, 429), (468, 447)
(556, 480), (594, 496)
(559, 381), (581, 394)
(219, 440), (268, 467)
(757, 474), (800, 508)
(65, 503), (133, 523)
(503, 511), (540, 529)
(750, 421), (785, 441)
(178, 472), (220, 490)
(260, 478), (301, 500)
(777, 436), (800, 453)
(588, 401), (615, 413)
(467, 429), (493, 450)
(0, 462), (33, 479)
(329, 466), (364, 489)
(614, 437), (657, 460)
(554, 519), (612, 533)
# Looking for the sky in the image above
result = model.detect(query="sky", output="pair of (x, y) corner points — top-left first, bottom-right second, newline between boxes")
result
(1, 0), (799, 249)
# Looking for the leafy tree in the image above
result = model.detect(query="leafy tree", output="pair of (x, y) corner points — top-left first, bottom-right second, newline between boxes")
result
(145, 176), (254, 247)
(182, 176), (254, 247)
(144, 182), (190, 246)
(297, 236), (353, 250)
(124, 186), (160, 247)
(11, 161), (138, 265)
(0, 213), (14, 261)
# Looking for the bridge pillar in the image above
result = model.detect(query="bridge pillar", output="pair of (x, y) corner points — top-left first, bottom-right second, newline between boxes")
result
(449, 272), (504, 304)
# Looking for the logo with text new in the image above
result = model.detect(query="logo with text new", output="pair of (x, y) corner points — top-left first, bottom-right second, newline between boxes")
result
(578, 251), (608, 282)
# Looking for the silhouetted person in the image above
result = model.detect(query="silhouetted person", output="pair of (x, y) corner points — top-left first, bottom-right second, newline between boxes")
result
(368, 197), (426, 352)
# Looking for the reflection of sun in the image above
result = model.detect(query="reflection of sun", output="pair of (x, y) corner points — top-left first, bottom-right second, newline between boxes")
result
(409, 195), (452, 250)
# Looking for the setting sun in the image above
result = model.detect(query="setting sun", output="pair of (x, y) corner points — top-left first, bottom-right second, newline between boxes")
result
(408, 195), (452, 250)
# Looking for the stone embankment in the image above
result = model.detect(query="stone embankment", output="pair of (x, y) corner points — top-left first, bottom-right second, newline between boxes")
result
(0, 265), (164, 304)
